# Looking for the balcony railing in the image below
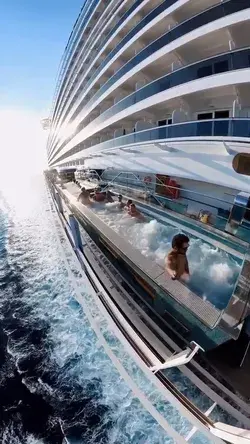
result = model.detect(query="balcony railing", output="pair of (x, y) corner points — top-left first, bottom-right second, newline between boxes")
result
(53, 118), (250, 164)
(49, 45), (250, 162)
(51, 0), (250, 145)
(52, 0), (100, 119)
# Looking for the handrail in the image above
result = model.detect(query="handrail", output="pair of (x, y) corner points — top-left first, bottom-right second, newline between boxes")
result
(48, 0), (250, 156)
(52, 0), (127, 130)
(50, 0), (99, 121)
(50, 0), (174, 140)
(51, 118), (250, 165)
(101, 171), (250, 215)
(49, 41), (250, 161)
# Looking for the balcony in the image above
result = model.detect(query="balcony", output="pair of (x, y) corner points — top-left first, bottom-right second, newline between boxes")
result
(52, 118), (250, 164)
(49, 46), (250, 163)
(52, 0), (250, 142)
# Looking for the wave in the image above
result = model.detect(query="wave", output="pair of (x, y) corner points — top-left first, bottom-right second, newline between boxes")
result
(0, 178), (176, 444)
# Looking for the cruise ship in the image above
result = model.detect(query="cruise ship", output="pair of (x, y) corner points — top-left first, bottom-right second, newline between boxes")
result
(45, 0), (250, 442)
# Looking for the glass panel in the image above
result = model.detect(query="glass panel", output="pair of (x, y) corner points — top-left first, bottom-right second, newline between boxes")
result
(214, 120), (229, 136)
(214, 59), (229, 74)
(196, 120), (213, 136)
(232, 119), (250, 138)
(63, 0), (250, 127)
(197, 65), (213, 78)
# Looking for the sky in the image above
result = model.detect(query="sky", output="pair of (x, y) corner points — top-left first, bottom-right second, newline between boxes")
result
(0, 0), (83, 174)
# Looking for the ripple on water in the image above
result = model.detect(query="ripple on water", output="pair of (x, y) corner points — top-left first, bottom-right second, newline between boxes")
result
(0, 177), (177, 444)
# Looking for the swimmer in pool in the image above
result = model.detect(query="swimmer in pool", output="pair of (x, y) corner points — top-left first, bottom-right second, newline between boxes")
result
(165, 234), (190, 281)
(105, 190), (114, 203)
(125, 199), (133, 210)
(77, 187), (92, 206)
(91, 188), (106, 202)
(128, 203), (145, 221)
(117, 194), (125, 209)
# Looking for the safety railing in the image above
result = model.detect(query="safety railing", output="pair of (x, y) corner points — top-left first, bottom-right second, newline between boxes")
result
(48, 0), (250, 157)
(51, 117), (250, 165)
(49, 42), (250, 161)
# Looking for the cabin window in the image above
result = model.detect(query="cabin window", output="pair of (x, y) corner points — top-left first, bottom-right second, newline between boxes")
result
(214, 110), (229, 119)
(158, 119), (172, 126)
(197, 112), (213, 120)
(197, 110), (229, 120)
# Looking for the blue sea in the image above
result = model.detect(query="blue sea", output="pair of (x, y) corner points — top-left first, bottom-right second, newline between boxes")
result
(0, 175), (234, 444)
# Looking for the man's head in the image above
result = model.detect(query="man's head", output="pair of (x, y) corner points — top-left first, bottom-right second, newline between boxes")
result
(81, 187), (86, 192)
(172, 234), (190, 252)
(118, 194), (123, 202)
(127, 199), (133, 206)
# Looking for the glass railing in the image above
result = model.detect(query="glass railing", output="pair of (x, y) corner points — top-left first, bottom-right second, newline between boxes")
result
(50, 0), (249, 157)
(90, 46), (250, 122)
(51, 0), (175, 140)
(48, 0), (250, 158)
(55, 119), (250, 164)
(53, 0), (127, 127)
(68, 0), (250, 125)
(53, 0), (146, 125)
(49, 46), (250, 162)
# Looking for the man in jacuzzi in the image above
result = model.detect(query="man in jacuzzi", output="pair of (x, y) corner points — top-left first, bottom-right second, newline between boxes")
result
(166, 234), (190, 281)
(124, 199), (133, 210)
(128, 203), (145, 221)
(117, 194), (125, 209)
(77, 187), (92, 206)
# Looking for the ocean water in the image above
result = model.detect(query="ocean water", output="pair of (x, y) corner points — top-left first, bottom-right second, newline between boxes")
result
(93, 202), (242, 309)
(0, 176), (220, 444)
(0, 177), (168, 444)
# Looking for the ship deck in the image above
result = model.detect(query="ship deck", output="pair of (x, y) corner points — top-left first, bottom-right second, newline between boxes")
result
(63, 182), (221, 330)
(57, 181), (250, 400)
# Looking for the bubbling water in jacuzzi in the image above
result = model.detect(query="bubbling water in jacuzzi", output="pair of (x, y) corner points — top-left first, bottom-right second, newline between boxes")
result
(93, 202), (242, 309)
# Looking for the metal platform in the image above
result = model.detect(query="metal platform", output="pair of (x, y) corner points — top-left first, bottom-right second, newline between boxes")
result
(60, 183), (222, 329)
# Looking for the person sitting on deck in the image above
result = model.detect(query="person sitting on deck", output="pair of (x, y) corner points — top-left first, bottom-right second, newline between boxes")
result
(77, 187), (91, 206)
(105, 190), (114, 203)
(117, 194), (125, 209)
(165, 234), (190, 281)
(128, 203), (145, 221)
